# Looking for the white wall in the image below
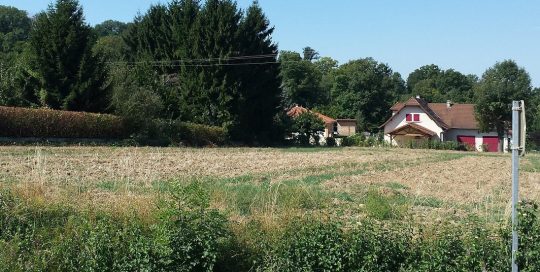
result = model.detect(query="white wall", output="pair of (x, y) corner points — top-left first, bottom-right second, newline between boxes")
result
(383, 106), (444, 145)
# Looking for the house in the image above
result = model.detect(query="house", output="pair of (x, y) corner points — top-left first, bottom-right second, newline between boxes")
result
(380, 96), (509, 152)
(287, 105), (357, 138)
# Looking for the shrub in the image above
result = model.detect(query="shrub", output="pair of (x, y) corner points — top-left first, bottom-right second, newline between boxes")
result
(0, 106), (126, 139)
(325, 137), (336, 147)
(347, 223), (412, 271)
(291, 112), (325, 146)
(170, 121), (227, 147)
(278, 220), (346, 271)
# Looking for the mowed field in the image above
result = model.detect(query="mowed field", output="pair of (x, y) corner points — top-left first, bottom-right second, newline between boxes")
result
(1, 146), (540, 225)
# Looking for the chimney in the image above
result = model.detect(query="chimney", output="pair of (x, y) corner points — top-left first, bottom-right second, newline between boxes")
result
(447, 100), (453, 109)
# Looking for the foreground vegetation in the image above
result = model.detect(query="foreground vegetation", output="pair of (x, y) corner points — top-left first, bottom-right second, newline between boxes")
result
(1, 146), (540, 270)
(2, 182), (540, 271)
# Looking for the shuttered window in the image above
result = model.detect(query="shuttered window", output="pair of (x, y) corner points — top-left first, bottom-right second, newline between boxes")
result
(406, 114), (420, 122)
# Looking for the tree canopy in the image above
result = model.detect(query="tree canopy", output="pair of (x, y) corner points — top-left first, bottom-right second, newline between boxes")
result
(406, 64), (477, 103)
(475, 60), (533, 151)
(1, 0), (540, 146)
(326, 58), (406, 131)
(23, 0), (110, 112)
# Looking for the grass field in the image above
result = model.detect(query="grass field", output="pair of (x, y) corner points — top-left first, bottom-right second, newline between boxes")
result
(3, 146), (540, 271)
(2, 146), (539, 226)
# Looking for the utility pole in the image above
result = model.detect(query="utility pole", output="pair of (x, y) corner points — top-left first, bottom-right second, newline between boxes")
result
(511, 100), (525, 272)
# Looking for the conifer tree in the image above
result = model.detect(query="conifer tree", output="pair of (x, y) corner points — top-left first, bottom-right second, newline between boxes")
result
(230, 1), (281, 143)
(27, 0), (109, 112)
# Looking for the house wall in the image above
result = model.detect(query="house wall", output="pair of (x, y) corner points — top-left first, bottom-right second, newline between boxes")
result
(337, 121), (356, 137)
(323, 123), (333, 138)
(383, 106), (444, 145)
(444, 129), (509, 152)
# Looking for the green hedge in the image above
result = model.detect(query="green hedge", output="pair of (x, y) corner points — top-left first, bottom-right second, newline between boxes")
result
(0, 106), (126, 139)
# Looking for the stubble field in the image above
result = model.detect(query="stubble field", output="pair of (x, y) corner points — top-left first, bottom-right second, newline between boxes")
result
(1, 145), (539, 225)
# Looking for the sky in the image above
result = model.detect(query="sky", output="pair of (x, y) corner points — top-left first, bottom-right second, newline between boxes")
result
(3, 0), (540, 87)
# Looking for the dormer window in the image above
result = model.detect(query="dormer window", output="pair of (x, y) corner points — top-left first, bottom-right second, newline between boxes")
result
(406, 113), (420, 122)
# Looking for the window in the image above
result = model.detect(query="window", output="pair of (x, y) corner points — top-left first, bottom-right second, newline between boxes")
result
(406, 113), (420, 122)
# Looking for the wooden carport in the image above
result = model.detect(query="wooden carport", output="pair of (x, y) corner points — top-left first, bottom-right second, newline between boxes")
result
(387, 123), (437, 143)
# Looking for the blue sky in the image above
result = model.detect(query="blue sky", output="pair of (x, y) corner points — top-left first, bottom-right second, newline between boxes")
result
(4, 0), (540, 87)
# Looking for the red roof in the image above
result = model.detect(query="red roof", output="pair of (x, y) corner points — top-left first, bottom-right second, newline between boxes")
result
(286, 105), (336, 125)
(382, 97), (478, 130)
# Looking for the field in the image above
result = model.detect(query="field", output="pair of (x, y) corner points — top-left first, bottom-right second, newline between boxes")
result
(1, 146), (539, 224)
(2, 146), (540, 271)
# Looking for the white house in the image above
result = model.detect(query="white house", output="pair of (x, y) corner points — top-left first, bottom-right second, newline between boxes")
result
(380, 96), (509, 152)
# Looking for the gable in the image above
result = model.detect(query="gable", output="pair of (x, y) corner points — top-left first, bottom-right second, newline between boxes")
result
(384, 98), (478, 130)
(382, 105), (445, 136)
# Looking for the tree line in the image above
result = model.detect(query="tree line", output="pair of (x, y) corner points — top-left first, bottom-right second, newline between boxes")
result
(0, 0), (539, 145)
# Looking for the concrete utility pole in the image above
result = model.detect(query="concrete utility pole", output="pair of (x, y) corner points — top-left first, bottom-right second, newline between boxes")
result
(511, 100), (525, 272)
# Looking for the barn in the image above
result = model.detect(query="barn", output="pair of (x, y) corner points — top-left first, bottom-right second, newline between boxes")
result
(380, 96), (509, 152)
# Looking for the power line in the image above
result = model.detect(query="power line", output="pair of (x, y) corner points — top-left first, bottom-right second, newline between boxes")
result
(108, 53), (279, 65)
(120, 61), (284, 68)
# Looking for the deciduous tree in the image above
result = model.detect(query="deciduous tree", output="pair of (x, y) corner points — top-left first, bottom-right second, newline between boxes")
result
(475, 60), (533, 151)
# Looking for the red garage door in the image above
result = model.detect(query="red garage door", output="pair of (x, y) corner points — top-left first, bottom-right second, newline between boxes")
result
(457, 135), (476, 150)
(482, 136), (499, 152)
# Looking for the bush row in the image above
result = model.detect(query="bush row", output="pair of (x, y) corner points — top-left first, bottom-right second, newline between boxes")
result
(0, 106), (226, 146)
(0, 106), (126, 139)
(128, 119), (227, 147)
(341, 133), (472, 151)
(2, 186), (540, 272)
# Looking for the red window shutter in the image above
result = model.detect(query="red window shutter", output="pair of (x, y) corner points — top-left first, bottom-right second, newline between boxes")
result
(406, 114), (412, 122)
(413, 114), (420, 122)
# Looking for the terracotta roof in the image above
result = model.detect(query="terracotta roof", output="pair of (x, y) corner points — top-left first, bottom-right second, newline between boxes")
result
(390, 102), (404, 111)
(388, 123), (437, 137)
(385, 98), (478, 130)
(286, 105), (336, 125)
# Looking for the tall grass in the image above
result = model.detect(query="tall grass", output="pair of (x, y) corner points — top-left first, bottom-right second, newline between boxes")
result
(2, 184), (540, 271)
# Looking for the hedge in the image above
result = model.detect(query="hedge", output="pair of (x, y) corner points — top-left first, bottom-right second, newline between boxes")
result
(0, 106), (126, 139)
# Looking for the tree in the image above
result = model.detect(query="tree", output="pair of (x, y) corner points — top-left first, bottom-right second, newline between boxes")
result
(0, 5), (32, 106)
(303, 46), (319, 62)
(0, 5), (31, 61)
(93, 35), (128, 62)
(279, 50), (324, 108)
(229, 1), (282, 143)
(181, 0), (242, 127)
(329, 58), (405, 131)
(94, 20), (128, 37)
(406, 64), (476, 103)
(123, 5), (173, 63)
(26, 0), (110, 112)
(475, 60), (533, 151)
(292, 111), (324, 146)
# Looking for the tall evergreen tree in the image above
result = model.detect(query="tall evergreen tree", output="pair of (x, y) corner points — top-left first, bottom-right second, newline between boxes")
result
(123, 5), (172, 63)
(181, 0), (242, 127)
(26, 0), (109, 112)
(230, 1), (281, 143)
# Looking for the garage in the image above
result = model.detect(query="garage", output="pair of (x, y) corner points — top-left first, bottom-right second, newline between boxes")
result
(457, 135), (476, 150)
(482, 136), (499, 152)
